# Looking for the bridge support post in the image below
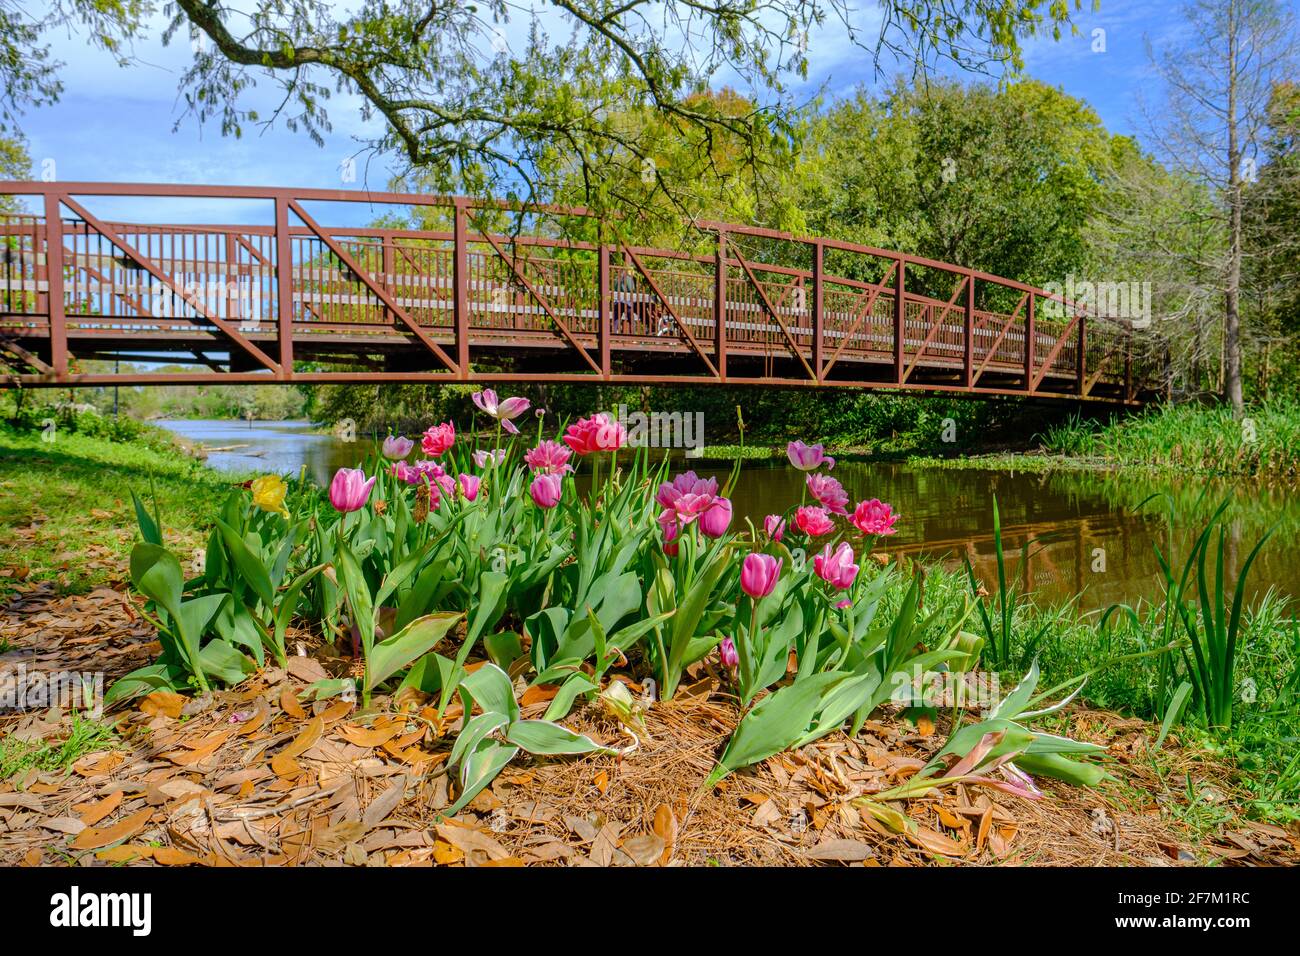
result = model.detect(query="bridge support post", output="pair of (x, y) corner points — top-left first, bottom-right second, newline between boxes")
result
(1024, 293), (1035, 393)
(714, 231), (727, 381)
(1124, 330), (1134, 401)
(812, 240), (823, 382)
(1076, 310), (1087, 396)
(454, 199), (470, 378)
(963, 273), (974, 388)
(42, 191), (67, 381)
(599, 243), (611, 379)
(892, 258), (905, 384)
(273, 196), (294, 379)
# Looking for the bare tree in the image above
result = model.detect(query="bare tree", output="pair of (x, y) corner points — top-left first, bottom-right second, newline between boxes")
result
(1142, 0), (1296, 411)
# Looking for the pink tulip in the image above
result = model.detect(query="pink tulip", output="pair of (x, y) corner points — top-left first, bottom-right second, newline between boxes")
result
(529, 472), (564, 509)
(473, 388), (531, 423)
(563, 412), (627, 456)
(852, 498), (899, 536)
(740, 553), (782, 599)
(794, 505), (835, 537)
(814, 542), (859, 590)
(329, 467), (376, 513)
(458, 474), (481, 501)
(421, 421), (456, 457)
(718, 637), (739, 670)
(786, 440), (835, 471)
(381, 435), (413, 460)
(658, 509), (681, 556)
(524, 440), (574, 475)
(472, 449), (506, 469)
(699, 497), (732, 538)
(764, 514), (786, 542)
(656, 470), (718, 510)
(807, 472), (849, 514)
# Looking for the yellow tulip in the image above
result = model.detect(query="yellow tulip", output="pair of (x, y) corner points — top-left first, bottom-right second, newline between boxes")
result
(250, 474), (289, 518)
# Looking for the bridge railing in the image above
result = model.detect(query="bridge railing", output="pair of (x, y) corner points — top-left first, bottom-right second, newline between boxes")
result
(0, 181), (1163, 402)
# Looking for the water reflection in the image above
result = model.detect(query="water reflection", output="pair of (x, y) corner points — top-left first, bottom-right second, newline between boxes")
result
(158, 420), (1298, 611)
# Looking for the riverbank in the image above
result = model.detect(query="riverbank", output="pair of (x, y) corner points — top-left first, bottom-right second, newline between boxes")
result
(1, 420), (1296, 842)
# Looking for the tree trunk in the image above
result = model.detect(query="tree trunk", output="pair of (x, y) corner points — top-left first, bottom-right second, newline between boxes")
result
(1224, 0), (1246, 412)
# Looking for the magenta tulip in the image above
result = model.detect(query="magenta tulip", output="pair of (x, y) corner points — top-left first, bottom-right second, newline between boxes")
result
(529, 472), (564, 509)
(699, 497), (732, 538)
(764, 514), (786, 542)
(794, 505), (835, 537)
(329, 467), (375, 513)
(814, 542), (859, 590)
(458, 473), (481, 501)
(524, 440), (574, 475)
(807, 472), (849, 514)
(421, 421), (456, 457)
(718, 637), (739, 670)
(852, 498), (900, 536)
(740, 553), (782, 599)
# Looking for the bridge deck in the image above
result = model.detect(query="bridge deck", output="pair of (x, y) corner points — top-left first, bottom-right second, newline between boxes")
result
(0, 182), (1165, 402)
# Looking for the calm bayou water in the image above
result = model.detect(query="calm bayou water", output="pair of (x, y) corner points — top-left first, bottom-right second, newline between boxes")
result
(159, 419), (1299, 612)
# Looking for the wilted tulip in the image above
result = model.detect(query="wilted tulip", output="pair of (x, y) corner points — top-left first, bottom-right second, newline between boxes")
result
(740, 553), (782, 599)
(786, 440), (834, 471)
(473, 388), (531, 425)
(329, 467), (375, 513)
(381, 435), (414, 460)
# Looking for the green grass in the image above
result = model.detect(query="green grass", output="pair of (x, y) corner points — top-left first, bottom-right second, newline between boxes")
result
(1039, 400), (1300, 480)
(0, 422), (251, 594)
(0, 713), (121, 781)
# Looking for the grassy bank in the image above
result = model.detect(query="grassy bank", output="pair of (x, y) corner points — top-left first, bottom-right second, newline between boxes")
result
(936, 400), (1300, 480)
(0, 421), (244, 595)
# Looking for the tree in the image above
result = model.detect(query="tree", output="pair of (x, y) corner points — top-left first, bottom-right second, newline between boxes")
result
(799, 79), (1119, 289)
(0, 134), (31, 213)
(3, 0), (1089, 212)
(1143, 0), (1297, 411)
(1244, 81), (1300, 396)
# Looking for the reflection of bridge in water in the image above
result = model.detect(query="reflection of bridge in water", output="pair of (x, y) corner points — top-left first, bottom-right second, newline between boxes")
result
(1, 182), (1164, 400)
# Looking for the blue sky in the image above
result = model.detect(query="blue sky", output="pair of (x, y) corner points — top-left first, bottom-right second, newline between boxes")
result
(0, 1), (1258, 223)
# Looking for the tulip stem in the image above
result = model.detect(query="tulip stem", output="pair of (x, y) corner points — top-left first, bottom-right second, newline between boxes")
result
(741, 599), (759, 705)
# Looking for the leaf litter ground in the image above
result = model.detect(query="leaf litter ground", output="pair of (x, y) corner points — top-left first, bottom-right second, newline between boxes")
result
(1, 580), (1297, 867)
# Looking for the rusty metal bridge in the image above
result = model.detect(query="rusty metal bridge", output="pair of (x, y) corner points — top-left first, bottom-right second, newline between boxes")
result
(0, 182), (1163, 402)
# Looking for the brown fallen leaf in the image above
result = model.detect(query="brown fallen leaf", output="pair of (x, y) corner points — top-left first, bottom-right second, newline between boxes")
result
(652, 804), (678, 866)
(338, 723), (404, 748)
(280, 686), (307, 720)
(70, 807), (154, 851)
(76, 790), (124, 827)
(806, 838), (875, 862)
(140, 691), (186, 719)
(96, 845), (150, 863)
(153, 847), (203, 866)
(271, 716), (323, 776)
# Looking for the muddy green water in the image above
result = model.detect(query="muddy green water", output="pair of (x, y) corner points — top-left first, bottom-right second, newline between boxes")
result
(159, 419), (1298, 612)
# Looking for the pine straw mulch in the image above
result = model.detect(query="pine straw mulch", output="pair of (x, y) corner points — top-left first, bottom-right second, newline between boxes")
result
(2, 580), (1298, 868)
